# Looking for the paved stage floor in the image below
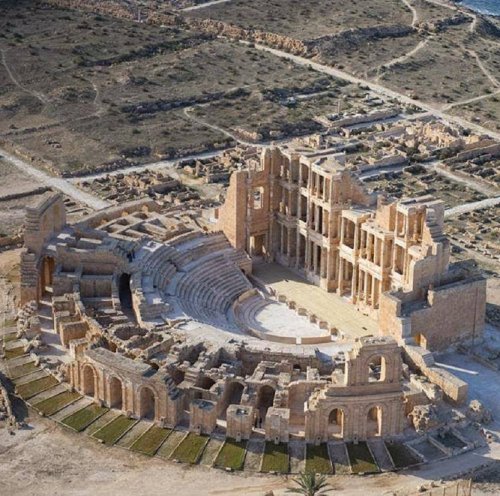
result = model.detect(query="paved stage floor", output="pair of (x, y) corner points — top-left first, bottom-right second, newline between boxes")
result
(252, 262), (378, 339)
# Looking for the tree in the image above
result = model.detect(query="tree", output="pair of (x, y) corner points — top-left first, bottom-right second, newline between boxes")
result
(287, 472), (332, 496)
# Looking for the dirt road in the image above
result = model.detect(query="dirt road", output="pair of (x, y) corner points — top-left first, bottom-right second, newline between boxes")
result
(0, 148), (110, 210)
(243, 42), (500, 142)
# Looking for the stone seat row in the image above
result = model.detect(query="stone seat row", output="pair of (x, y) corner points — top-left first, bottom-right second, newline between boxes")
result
(236, 295), (270, 328)
(168, 234), (232, 269)
(173, 254), (252, 316)
(179, 297), (235, 330)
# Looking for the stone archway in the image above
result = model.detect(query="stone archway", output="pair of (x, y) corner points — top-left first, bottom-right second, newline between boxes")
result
(82, 365), (96, 397)
(40, 256), (55, 296)
(328, 407), (344, 438)
(367, 406), (382, 437)
(368, 355), (387, 382)
(256, 385), (275, 427)
(109, 376), (123, 409)
(220, 381), (244, 419)
(139, 387), (156, 420)
(118, 273), (132, 309)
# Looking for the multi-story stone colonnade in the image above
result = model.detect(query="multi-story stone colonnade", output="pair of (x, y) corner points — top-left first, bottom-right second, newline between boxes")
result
(218, 146), (486, 350)
(15, 157), (478, 444)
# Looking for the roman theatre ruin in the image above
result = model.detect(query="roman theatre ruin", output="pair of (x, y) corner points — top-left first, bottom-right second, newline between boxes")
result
(17, 144), (486, 445)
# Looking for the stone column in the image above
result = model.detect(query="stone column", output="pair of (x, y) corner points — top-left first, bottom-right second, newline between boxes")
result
(320, 247), (327, 279)
(352, 266), (358, 303)
(337, 258), (344, 295)
(353, 223), (359, 253)
(371, 277), (377, 309)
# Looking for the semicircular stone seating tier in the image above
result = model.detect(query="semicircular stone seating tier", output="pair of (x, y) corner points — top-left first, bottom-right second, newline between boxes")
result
(136, 233), (252, 327)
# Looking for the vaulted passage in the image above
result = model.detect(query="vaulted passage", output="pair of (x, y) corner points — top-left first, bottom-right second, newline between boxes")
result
(220, 382), (244, 419)
(82, 365), (95, 397)
(119, 273), (133, 309)
(109, 376), (123, 409)
(367, 406), (382, 437)
(328, 408), (344, 438)
(256, 385), (275, 427)
(139, 387), (156, 420)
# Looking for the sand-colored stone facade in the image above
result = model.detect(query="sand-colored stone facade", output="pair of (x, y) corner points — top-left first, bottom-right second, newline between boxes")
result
(17, 141), (485, 444)
(217, 146), (486, 351)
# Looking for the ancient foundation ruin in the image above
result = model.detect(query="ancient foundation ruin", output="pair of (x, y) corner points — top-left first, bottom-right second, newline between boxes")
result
(16, 144), (487, 445)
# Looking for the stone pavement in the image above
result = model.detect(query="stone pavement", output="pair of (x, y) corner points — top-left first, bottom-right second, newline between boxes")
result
(252, 262), (378, 339)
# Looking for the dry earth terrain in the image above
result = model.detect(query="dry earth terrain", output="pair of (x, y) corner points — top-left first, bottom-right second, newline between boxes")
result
(0, 1), (363, 176)
(1, 0), (499, 176)
(185, 0), (500, 130)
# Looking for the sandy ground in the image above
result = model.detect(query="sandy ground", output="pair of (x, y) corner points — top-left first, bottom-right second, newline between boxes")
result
(0, 159), (41, 197)
(0, 411), (498, 496)
(0, 248), (21, 324)
(0, 414), (285, 496)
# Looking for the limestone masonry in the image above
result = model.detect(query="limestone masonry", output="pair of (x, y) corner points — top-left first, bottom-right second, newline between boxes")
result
(17, 142), (487, 444)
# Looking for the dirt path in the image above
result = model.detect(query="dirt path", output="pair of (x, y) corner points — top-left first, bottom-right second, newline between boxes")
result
(243, 41), (500, 141)
(468, 49), (500, 88)
(402, 0), (419, 26)
(183, 107), (252, 145)
(0, 148), (110, 210)
(445, 196), (500, 217)
(470, 13), (478, 33)
(90, 79), (106, 118)
(0, 49), (50, 106)
(375, 38), (430, 80)
(431, 162), (499, 197)
(443, 88), (500, 110)
(181, 0), (233, 12)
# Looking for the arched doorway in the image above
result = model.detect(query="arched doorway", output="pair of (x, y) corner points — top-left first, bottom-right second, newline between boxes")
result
(256, 385), (275, 427)
(328, 408), (344, 438)
(367, 406), (382, 437)
(40, 256), (55, 295)
(82, 365), (96, 397)
(109, 376), (123, 409)
(220, 382), (244, 419)
(368, 356), (386, 382)
(139, 387), (156, 420)
(119, 273), (132, 309)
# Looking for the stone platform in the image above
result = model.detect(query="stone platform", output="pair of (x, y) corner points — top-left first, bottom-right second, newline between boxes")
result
(252, 262), (378, 339)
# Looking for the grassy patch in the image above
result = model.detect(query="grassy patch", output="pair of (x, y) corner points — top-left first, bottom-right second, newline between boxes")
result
(346, 442), (379, 474)
(261, 442), (289, 474)
(305, 444), (332, 474)
(93, 415), (136, 445)
(33, 390), (81, 416)
(2, 332), (18, 341)
(62, 403), (109, 432)
(4, 347), (26, 359)
(171, 433), (209, 464)
(130, 426), (172, 456)
(386, 443), (420, 469)
(85, 411), (119, 435)
(156, 430), (186, 459)
(16, 375), (59, 399)
(214, 439), (247, 470)
(9, 361), (37, 379)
